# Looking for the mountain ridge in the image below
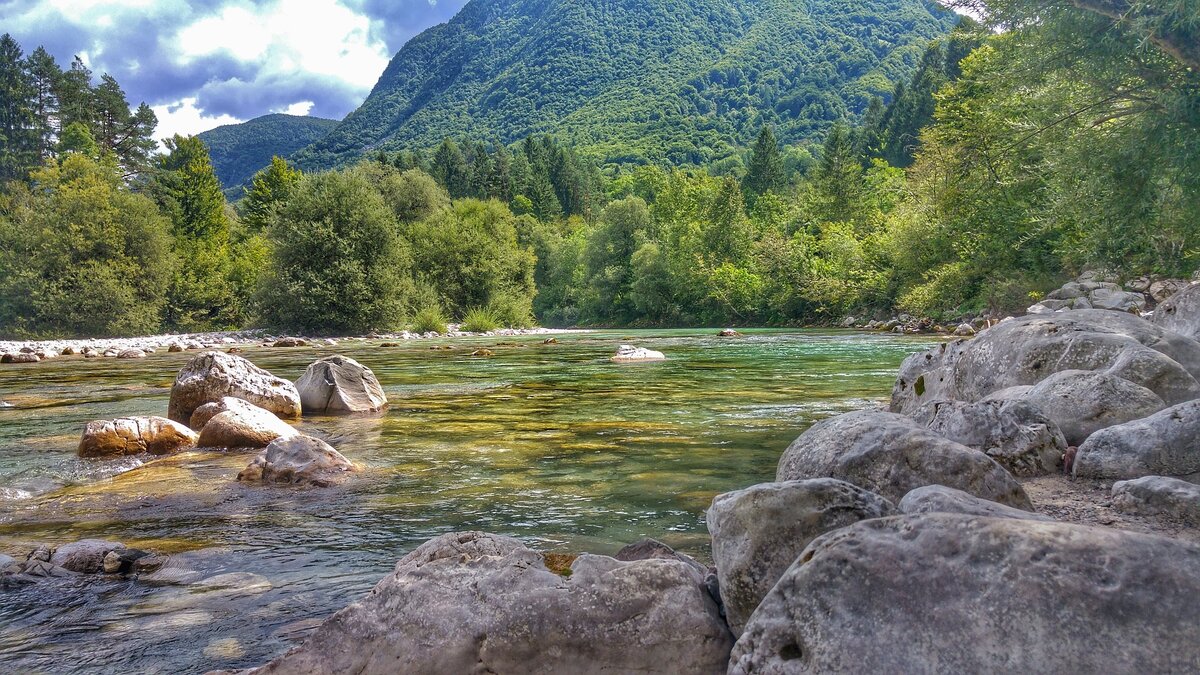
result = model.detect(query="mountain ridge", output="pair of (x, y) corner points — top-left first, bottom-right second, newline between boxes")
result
(197, 113), (339, 198)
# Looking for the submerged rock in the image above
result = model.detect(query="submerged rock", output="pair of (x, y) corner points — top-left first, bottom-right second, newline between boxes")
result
(611, 344), (666, 362)
(776, 410), (1030, 509)
(1112, 476), (1200, 525)
(1, 352), (39, 364)
(77, 416), (198, 458)
(911, 399), (1066, 476)
(50, 539), (126, 574)
(707, 478), (895, 636)
(1020, 370), (1166, 446)
(117, 348), (146, 359)
(1073, 399), (1200, 479)
(295, 355), (384, 417)
(237, 435), (356, 487)
(898, 484), (1051, 521)
(167, 351), (301, 425)
(195, 397), (298, 449)
(729, 514), (1200, 674)
(240, 531), (733, 674)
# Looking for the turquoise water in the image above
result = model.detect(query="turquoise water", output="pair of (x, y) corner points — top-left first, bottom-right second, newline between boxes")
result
(0, 329), (933, 673)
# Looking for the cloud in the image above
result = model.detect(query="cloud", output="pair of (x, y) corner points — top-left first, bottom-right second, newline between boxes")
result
(2, 0), (471, 137)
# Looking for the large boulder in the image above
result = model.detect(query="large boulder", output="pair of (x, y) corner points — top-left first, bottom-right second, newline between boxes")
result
(240, 531), (733, 674)
(237, 435), (357, 487)
(77, 416), (198, 458)
(195, 397), (298, 449)
(776, 411), (1030, 509)
(295, 355), (388, 414)
(1020, 370), (1166, 446)
(611, 344), (665, 362)
(707, 479), (896, 636)
(1112, 476), (1200, 525)
(1073, 399), (1200, 479)
(1153, 283), (1200, 341)
(892, 310), (1200, 414)
(729, 514), (1200, 674)
(911, 399), (1066, 476)
(50, 539), (126, 574)
(167, 351), (300, 425)
(898, 485), (1051, 521)
(1149, 279), (1191, 304)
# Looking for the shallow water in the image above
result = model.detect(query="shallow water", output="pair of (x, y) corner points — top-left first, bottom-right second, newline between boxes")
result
(0, 328), (935, 673)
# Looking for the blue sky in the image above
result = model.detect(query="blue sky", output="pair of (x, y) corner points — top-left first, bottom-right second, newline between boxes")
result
(0, 0), (470, 139)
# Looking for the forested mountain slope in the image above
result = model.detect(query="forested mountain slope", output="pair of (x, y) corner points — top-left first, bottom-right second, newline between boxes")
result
(198, 113), (338, 197)
(297, 0), (957, 168)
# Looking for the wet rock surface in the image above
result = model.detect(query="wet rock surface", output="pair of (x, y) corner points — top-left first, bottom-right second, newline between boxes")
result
(237, 435), (357, 487)
(78, 416), (199, 458)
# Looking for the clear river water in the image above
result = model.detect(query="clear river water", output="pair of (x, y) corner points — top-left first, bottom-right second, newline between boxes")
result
(0, 328), (934, 673)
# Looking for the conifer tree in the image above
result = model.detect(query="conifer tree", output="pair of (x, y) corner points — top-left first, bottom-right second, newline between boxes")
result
(742, 125), (785, 200)
(0, 34), (38, 181)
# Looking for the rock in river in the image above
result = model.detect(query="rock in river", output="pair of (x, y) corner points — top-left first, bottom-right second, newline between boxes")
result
(295, 355), (388, 414)
(237, 435), (357, 487)
(707, 478), (895, 636)
(78, 416), (198, 458)
(50, 539), (126, 574)
(195, 397), (298, 449)
(776, 410), (1031, 509)
(611, 344), (665, 362)
(239, 531), (733, 674)
(167, 351), (301, 425)
(1073, 399), (1200, 479)
(729, 514), (1200, 674)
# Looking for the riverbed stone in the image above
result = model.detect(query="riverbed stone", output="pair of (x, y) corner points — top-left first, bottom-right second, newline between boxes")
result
(911, 399), (1066, 476)
(1112, 476), (1200, 525)
(195, 398), (298, 449)
(1, 352), (39, 364)
(167, 351), (301, 425)
(776, 411), (1031, 509)
(78, 416), (199, 458)
(898, 484), (1051, 521)
(117, 348), (146, 359)
(237, 435), (356, 487)
(707, 478), (896, 636)
(51, 539), (126, 574)
(1153, 283), (1200, 341)
(240, 531), (733, 674)
(295, 355), (388, 414)
(728, 514), (1200, 674)
(611, 344), (665, 362)
(892, 310), (1200, 415)
(1073, 399), (1200, 479)
(1020, 370), (1166, 445)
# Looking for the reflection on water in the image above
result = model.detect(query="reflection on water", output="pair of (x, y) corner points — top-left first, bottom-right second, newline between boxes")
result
(0, 328), (935, 673)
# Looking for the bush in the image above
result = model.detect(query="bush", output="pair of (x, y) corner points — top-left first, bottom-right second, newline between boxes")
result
(460, 307), (500, 333)
(411, 305), (449, 334)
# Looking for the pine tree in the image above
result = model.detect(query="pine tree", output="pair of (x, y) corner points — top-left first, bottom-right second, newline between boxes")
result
(55, 56), (94, 134)
(814, 121), (865, 223)
(25, 46), (61, 161)
(742, 125), (786, 200)
(241, 155), (301, 231)
(431, 138), (470, 198)
(487, 141), (513, 202)
(0, 34), (38, 181)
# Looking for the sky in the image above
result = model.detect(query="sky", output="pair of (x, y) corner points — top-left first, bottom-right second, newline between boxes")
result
(0, 0), (470, 141)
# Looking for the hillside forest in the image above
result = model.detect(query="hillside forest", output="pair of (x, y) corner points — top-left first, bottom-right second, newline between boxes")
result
(0, 0), (1197, 337)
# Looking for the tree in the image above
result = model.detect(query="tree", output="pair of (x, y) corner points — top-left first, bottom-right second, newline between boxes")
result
(56, 121), (98, 158)
(742, 125), (786, 199)
(812, 122), (865, 224)
(25, 46), (61, 160)
(430, 138), (471, 198)
(241, 156), (301, 231)
(0, 34), (37, 181)
(55, 57), (94, 136)
(91, 74), (156, 176)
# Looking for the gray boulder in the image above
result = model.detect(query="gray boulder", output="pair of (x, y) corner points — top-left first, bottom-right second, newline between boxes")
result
(729, 514), (1200, 674)
(892, 310), (1200, 414)
(1073, 399), (1200, 479)
(77, 416), (198, 458)
(1020, 370), (1166, 445)
(1112, 476), (1200, 525)
(1149, 279), (1192, 304)
(50, 539), (126, 574)
(613, 538), (706, 575)
(912, 399), (1066, 476)
(167, 351), (300, 425)
(295, 355), (388, 414)
(898, 485), (1051, 521)
(1153, 283), (1200, 341)
(195, 397), (298, 449)
(707, 478), (896, 636)
(240, 531), (733, 674)
(776, 411), (1030, 509)
(237, 435), (357, 487)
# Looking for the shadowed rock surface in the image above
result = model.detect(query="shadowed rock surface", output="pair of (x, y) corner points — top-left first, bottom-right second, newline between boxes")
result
(239, 531), (733, 674)
(237, 435), (357, 487)
(1074, 400), (1200, 479)
(729, 514), (1200, 674)
(77, 416), (198, 458)
(776, 410), (1031, 509)
(911, 399), (1066, 475)
(898, 484), (1051, 521)
(707, 478), (896, 636)
(167, 351), (301, 425)
(295, 355), (388, 414)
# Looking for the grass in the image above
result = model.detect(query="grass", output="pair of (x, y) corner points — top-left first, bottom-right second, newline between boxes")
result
(411, 306), (449, 334)
(460, 307), (501, 333)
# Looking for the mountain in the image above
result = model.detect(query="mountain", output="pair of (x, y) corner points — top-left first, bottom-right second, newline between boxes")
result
(198, 113), (339, 197)
(296, 0), (957, 169)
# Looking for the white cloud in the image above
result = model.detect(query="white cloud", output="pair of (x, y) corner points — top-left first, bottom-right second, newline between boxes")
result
(151, 97), (243, 143)
(279, 101), (316, 116)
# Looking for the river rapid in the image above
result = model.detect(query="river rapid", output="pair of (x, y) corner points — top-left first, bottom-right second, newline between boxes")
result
(0, 328), (935, 673)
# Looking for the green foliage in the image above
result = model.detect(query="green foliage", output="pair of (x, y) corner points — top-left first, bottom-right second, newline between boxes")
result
(240, 156), (302, 231)
(0, 154), (174, 336)
(56, 121), (98, 158)
(411, 305), (449, 334)
(196, 114), (338, 199)
(460, 307), (501, 333)
(742, 126), (786, 200)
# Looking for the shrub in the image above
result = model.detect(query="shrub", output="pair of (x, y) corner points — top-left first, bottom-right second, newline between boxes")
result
(460, 307), (500, 333)
(411, 305), (449, 334)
